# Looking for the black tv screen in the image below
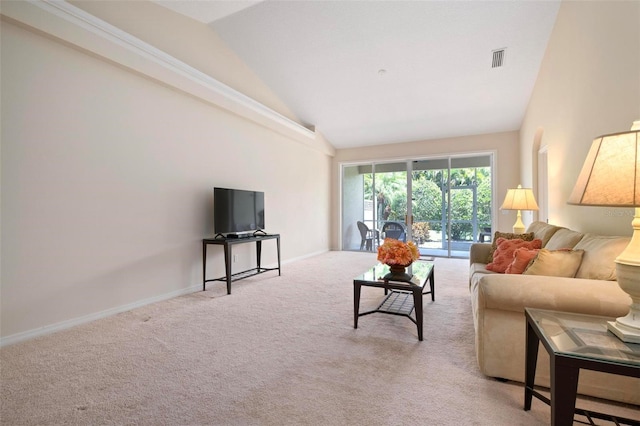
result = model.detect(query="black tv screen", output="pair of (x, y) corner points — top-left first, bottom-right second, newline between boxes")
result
(214, 187), (265, 236)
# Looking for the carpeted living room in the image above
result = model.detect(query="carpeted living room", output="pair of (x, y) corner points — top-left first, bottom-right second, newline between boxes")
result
(1, 1), (639, 425)
(1, 252), (638, 425)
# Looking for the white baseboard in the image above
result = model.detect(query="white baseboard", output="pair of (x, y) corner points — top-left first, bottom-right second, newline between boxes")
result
(1, 249), (329, 347)
(0, 284), (201, 347)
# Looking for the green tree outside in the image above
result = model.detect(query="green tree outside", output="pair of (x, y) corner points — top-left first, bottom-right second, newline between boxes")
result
(364, 166), (491, 243)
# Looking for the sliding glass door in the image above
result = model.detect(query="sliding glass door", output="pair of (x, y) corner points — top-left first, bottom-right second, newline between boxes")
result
(342, 154), (493, 258)
(341, 161), (408, 252)
(411, 156), (493, 257)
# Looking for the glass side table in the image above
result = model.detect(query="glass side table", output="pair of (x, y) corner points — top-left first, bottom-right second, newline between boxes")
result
(524, 308), (640, 426)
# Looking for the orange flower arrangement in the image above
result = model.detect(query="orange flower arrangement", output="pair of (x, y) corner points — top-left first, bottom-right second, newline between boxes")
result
(377, 238), (420, 266)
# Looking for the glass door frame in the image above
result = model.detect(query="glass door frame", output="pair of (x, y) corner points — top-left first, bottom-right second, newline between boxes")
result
(340, 151), (496, 258)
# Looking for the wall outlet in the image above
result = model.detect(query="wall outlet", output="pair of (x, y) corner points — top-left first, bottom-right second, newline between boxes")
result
(233, 254), (238, 263)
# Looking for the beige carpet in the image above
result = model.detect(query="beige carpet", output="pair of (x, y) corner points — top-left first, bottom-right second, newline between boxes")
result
(1, 251), (638, 425)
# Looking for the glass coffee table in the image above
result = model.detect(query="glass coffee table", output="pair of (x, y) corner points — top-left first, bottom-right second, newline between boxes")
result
(524, 308), (640, 425)
(353, 261), (435, 341)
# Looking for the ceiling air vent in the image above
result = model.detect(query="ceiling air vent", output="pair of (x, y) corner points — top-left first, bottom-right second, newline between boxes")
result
(492, 48), (506, 68)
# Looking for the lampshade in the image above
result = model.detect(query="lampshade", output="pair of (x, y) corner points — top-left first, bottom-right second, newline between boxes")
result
(500, 185), (540, 211)
(567, 128), (640, 207)
(500, 184), (538, 234)
(568, 121), (640, 343)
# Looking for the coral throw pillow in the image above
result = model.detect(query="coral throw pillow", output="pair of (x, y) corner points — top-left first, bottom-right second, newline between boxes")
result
(486, 237), (543, 273)
(505, 247), (540, 274)
(486, 232), (535, 263)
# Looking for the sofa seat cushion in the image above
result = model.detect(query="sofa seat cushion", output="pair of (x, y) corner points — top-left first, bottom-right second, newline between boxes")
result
(573, 234), (631, 280)
(470, 262), (494, 277)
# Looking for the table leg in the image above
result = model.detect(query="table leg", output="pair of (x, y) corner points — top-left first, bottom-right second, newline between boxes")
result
(551, 359), (579, 426)
(202, 241), (207, 291)
(276, 237), (281, 276)
(256, 240), (262, 270)
(428, 268), (435, 301)
(224, 245), (232, 295)
(413, 287), (423, 341)
(353, 282), (361, 329)
(524, 320), (539, 411)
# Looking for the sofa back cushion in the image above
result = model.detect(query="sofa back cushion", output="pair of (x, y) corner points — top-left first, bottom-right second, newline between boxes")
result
(526, 221), (562, 247)
(523, 248), (585, 277)
(486, 237), (542, 273)
(573, 234), (630, 281)
(545, 228), (584, 250)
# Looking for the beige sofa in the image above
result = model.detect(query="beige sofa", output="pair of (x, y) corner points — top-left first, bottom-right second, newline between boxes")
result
(469, 221), (639, 405)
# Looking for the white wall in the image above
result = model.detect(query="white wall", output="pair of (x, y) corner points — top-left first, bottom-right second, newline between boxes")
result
(520, 1), (640, 235)
(341, 166), (365, 250)
(332, 131), (520, 249)
(1, 6), (332, 342)
(69, 0), (302, 125)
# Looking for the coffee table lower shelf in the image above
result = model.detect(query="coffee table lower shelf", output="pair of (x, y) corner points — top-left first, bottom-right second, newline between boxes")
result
(358, 290), (417, 322)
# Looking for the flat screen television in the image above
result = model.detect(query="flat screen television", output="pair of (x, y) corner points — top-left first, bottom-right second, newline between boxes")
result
(214, 187), (265, 238)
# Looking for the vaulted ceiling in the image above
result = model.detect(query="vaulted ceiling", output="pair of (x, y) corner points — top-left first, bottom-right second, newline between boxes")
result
(153, 1), (561, 149)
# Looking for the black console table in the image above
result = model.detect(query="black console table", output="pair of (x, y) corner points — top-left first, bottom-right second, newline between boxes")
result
(202, 234), (280, 294)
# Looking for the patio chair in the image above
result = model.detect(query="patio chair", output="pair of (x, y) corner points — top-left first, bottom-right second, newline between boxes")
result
(357, 221), (379, 251)
(479, 227), (492, 243)
(382, 221), (407, 242)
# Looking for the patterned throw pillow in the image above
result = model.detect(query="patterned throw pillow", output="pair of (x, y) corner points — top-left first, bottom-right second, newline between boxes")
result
(486, 232), (535, 263)
(505, 247), (540, 274)
(487, 237), (543, 273)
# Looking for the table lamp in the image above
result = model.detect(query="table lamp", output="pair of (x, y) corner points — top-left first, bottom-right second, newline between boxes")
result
(500, 185), (539, 234)
(568, 120), (640, 343)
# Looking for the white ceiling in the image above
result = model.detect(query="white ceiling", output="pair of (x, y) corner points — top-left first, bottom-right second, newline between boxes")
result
(153, 1), (561, 149)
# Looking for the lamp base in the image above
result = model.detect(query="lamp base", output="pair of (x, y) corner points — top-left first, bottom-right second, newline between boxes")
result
(608, 215), (640, 343)
(512, 210), (525, 234)
(607, 320), (640, 343)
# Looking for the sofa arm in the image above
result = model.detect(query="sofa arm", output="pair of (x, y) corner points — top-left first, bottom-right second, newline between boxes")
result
(469, 243), (491, 265)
